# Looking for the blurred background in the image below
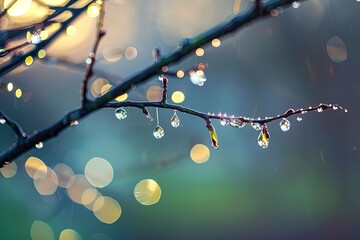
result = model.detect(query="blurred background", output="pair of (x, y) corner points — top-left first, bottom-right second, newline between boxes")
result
(0, 0), (359, 239)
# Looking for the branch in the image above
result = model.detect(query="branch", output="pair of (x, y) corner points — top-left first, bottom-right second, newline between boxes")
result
(0, 0), (338, 166)
(0, 110), (27, 141)
(80, 1), (106, 106)
(0, 1), (94, 77)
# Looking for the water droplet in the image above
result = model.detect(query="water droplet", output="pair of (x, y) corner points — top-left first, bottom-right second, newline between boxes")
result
(257, 125), (269, 149)
(171, 112), (180, 128)
(333, 105), (338, 110)
(279, 118), (290, 132)
(0, 118), (6, 124)
(316, 107), (323, 113)
(296, 117), (302, 121)
(35, 142), (44, 149)
(189, 70), (207, 86)
(251, 122), (262, 131)
(220, 118), (229, 126)
(31, 31), (42, 44)
(292, 1), (301, 8)
(229, 118), (246, 128)
(153, 125), (165, 139)
(115, 108), (127, 120)
(344, 109), (348, 113)
(70, 120), (79, 126)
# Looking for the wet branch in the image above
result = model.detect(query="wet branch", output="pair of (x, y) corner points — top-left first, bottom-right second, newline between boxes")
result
(0, 0), (339, 166)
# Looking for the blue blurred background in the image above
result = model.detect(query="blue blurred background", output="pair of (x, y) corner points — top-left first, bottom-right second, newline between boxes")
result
(0, 0), (359, 239)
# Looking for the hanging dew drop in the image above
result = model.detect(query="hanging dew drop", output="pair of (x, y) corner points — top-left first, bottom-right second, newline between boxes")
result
(35, 142), (44, 149)
(153, 125), (165, 139)
(115, 107), (127, 120)
(0, 118), (6, 124)
(279, 118), (290, 132)
(171, 112), (180, 128)
(296, 117), (302, 121)
(257, 125), (270, 149)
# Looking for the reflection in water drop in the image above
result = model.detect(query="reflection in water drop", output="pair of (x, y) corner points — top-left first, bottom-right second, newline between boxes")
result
(326, 36), (347, 63)
(153, 125), (165, 139)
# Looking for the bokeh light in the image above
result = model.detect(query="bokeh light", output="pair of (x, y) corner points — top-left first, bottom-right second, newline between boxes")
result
(7, 82), (13, 92)
(81, 188), (102, 210)
(195, 48), (204, 57)
(53, 163), (75, 188)
(115, 93), (128, 102)
(34, 167), (58, 195)
(25, 156), (47, 179)
(30, 220), (55, 240)
(211, 38), (221, 47)
(134, 179), (161, 205)
(38, 49), (46, 59)
(85, 157), (114, 188)
(100, 83), (112, 95)
(66, 26), (77, 37)
(15, 88), (22, 98)
(171, 91), (185, 103)
(0, 162), (17, 178)
(91, 78), (109, 97)
(93, 196), (122, 224)
(25, 56), (33, 66)
(59, 229), (82, 240)
(146, 85), (162, 101)
(124, 47), (138, 60)
(326, 36), (347, 63)
(176, 70), (185, 78)
(190, 144), (210, 164)
(4, 0), (32, 16)
(87, 3), (100, 18)
(102, 46), (123, 62)
(66, 174), (94, 204)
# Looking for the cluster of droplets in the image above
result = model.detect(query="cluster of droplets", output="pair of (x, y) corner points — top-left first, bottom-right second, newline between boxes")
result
(114, 107), (181, 140)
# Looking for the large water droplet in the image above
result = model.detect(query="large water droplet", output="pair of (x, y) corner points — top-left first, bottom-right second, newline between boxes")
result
(257, 129), (269, 149)
(170, 112), (180, 128)
(35, 142), (44, 149)
(153, 125), (165, 139)
(31, 31), (42, 45)
(0, 118), (6, 124)
(279, 118), (290, 132)
(115, 108), (127, 120)
(229, 118), (246, 128)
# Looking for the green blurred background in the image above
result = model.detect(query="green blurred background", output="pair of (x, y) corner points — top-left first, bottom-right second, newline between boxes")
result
(0, 0), (359, 239)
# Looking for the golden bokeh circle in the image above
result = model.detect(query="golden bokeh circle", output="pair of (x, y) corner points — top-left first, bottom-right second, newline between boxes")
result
(84, 157), (114, 188)
(134, 179), (161, 206)
(190, 144), (210, 164)
(93, 196), (122, 224)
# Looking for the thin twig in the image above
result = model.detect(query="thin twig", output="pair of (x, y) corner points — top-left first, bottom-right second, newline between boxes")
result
(81, 1), (106, 107)
(0, 110), (27, 140)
